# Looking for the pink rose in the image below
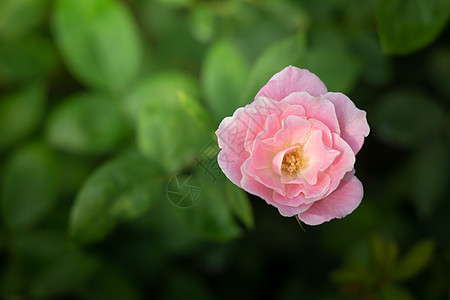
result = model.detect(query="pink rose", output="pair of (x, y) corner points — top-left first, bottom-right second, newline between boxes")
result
(215, 66), (370, 225)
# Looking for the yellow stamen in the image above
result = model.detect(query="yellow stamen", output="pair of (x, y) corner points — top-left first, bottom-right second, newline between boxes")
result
(281, 146), (308, 177)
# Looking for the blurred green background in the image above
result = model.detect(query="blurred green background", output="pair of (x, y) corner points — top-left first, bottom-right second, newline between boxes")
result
(1, 0), (450, 299)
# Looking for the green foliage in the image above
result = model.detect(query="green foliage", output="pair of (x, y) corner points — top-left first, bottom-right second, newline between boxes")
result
(70, 151), (164, 244)
(242, 34), (306, 102)
(46, 92), (128, 155)
(52, 0), (141, 93)
(202, 39), (249, 123)
(135, 73), (213, 174)
(1, 142), (59, 230)
(0, 0), (49, 40)
(376, 0), (450, 54)
(0, 83), (45, 151)
(0, 0), (449, 299)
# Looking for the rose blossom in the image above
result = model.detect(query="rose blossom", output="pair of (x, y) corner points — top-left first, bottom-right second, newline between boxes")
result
(215, 66), (370, 225)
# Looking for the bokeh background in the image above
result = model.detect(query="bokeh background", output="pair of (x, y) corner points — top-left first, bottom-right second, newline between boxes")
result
(1, 0), (450, 299)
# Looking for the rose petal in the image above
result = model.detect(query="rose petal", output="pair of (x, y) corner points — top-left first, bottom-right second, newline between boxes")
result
(298, 171), (363, 225)
(325, 92), (370, 155)
(216, 106), (252, 186)
(282, 92), (341, 135)
(250, 114), (280, 169)
(255, 66), (327, 101)
(324, 133), (355, 196)
(271, 145), (301, 176)
(261, 116), (311, 152)
(301, 130), (339, 185)
(243, 159), (285, 196)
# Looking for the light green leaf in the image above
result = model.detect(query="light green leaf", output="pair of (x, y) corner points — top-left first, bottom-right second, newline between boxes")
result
(70, 151), (165, 244)
(52, 0), (141, 93)
(304, 36), (361, 93)
(134, 73), (213, 174)
(0, 0), (49, 40)
(392, 239), (434, 280)
(0, 36), (58, 84)
(1, 142), (59, 230)
(0, 83), (45, 151)
(46, 92), (128, 155)
(376, 0), (450, 54)
(241, 34), (306, 103)
(372, 90), (445, 148)
(201, 39), (249, 123)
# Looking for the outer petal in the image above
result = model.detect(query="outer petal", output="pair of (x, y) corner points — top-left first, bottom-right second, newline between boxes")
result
(215, 106), (252, 186)
(255, 66), (327, 101)
(325, 92), (370, 155)
(282, 92), (340, 135)
(297, 171), (363, 225)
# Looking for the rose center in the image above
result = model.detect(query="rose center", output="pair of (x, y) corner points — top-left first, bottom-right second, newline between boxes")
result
(281, 146), (308, 177)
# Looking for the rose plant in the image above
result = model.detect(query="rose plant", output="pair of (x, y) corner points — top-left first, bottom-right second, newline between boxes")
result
(216, 66), (370, 225)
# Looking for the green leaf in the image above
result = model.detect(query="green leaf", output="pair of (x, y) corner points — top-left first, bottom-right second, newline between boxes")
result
(226, 182), (253, 229)
(0, 35), (58, 84)
(372, 90), (445, 148)
(370, 236), (399, 274)
(123, 71), (199, 124)
(70, 151), (165, 244)
(46, 92), (128, 155)
(0, 0), (49, 40)
(30, 251), (99, 299)
(160, 270), (213, 300)
(52, 0), (141, 93)
(171, 163), (250, 240)
(409, 141), (450, 217)
(392, 239), (434, 280)
(134, 73), (213, 174)
(241, 34), (306, 103)
(376, 0), (450, 54)
(1, 142), (59, 230)
(303, 31), (361, 93)
(0, 83), (45, 152)
(379, 283), (415, 300)
(201, 39), (249, 123)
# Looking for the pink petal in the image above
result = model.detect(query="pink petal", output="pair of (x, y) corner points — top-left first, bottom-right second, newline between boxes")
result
(274, 172), (331, 207)
(324, 133), (356, 196)
(298, 171), (363, 225)
(243, 159), (285, 196)
(216, 107), (252, 186)
(261, 116), (311, 152)
(250, 114), (280, 169)
(325, 92), (370, 155)
(255, 66), (327, 101)
(301, 130), (339, 185)
(244, 98), (288, 152)
(282, 92), (340, 135)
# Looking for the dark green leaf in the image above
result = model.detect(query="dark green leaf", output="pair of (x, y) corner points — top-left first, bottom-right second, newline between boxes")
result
(70, 151), (165, 244)
(0, 0), (49, 40)
(52, 0), (141, 93)
(372, 90), (445, 148)
(171, 164), (248, 240)
(226, 182), (253, 229)
(30, 251), (99, 299)
(201, 39), (249, 122)
(0, 36), (58, 84)
(134, 73), (213, 174)
(379, 283), (415, 300)
(409, 141), (450, 217)
(241, 34), (306, 103)
(392, 239), (434, 280)
(46, 92), (128, 155)
(0, 83), (45, 151)
(1, 142), (59, 230)
(160, 270), (213, 300)
(376, 0), (450, 54)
